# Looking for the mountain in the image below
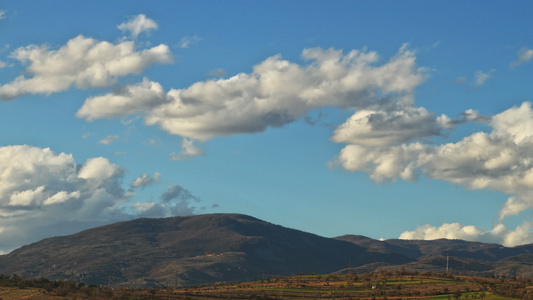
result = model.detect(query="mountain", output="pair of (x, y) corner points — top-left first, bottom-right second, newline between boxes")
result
(1, 214), (533, 287)
(336, 235), (533, 276)
(0, 214), (409, 287)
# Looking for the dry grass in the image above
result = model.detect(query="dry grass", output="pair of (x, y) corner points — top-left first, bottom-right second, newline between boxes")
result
(0, 272), (530, 299)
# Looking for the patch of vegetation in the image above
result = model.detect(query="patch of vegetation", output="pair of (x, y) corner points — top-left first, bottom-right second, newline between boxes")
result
(0, 270), (531, 299)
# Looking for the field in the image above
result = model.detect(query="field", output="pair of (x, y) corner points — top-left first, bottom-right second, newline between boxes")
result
(0, 271), (531, 299)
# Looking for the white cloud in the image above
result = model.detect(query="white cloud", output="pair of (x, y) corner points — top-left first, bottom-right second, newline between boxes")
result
(131, 202), (155, 212)
(511, 47), (533, 67)
(336, 142), (428, 182)
(181, 138), (204, 156)
(335, 102), (533, 241)
(81, 45), (426, 141)
(0, 10), (5, 20)
(78, 157), (123, 181)
(98, 135), (120, 145)
(131, 172), (161, 188)
(0, 145), (127, 250)
(170, 138), (204, 160)
(491, 101), (533, 144)
(117, 14), (158, 39)
(399, 222), (533, 247)
(77, 78), (170, 120)
(474, 69), (495, 86)
(332, 106), (443, 147)
(43, 190), (81, 205)
(0, 35), (172, 100)
(0, 145), (199, 252)
(9, 186), (46, 206)
(178, 35), (202, 48)
(0, 60), (6, 68)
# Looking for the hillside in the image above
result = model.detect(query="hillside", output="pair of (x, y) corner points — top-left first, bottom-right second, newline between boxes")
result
(1, 214), (533, 287)
(336, 235), (533, 276)
(0, 214), (409, 286)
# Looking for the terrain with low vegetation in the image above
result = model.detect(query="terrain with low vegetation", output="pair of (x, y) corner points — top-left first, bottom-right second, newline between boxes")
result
(0, 271), (531, 299)
(0, 214), (533, 287)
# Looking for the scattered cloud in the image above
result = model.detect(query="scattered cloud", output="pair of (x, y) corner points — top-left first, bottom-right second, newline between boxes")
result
(161, 184), (200, 203)
(131, 184), (199, 218)
(142, 138), (161, 146)
(331, 106), (444, 147)
(334, 102), (533, 245)
(399, 222), (533, 247)
(82, 132), (95, 139)
(206, 68), (227, 77)
(3, 21), (532, 248)
(0, 145), (199, 252)
(511, 47), (533, 68)
(0, 60), (6, 69)
(474, 69), (495, 86)
(0, 145), (127, 251)
(178, 35), (202, 48)
(0, 10), (5, 20)
(117, 14), (158, 39)
(180, 138), (204, 157)
(0, 35), (172, 100)
(82, 45), (427, 141)
(98, 135), (120, 145)
(170, 138), (204, 161)
(131, 172), (161, 188)
(77, 78), (170, 120)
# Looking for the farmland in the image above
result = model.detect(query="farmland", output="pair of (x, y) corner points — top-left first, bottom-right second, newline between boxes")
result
(0, 271), (531, 299)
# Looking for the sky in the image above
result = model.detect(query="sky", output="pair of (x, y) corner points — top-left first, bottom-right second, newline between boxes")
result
(0, 1), (533, 253)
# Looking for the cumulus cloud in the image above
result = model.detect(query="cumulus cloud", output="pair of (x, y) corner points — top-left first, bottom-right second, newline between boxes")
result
(0, 35), (172, 100)
(0, 145), (198, 252)
(78, 157), (123, 181)
(81, 45), (426, 141)
(332, 106), (444, 147)
(511, 47), (533, 67)
(334, 101), (533, 245)
(0, 145), (126, 250)
(399, 222), (533, 247)
(117, 14), (158, 39)
(77, 78), (170, 120)
(337, 102), (533, 193)
(474, 69), (495, 86)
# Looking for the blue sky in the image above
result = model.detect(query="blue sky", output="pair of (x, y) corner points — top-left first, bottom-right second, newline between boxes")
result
(0, 1), (533, 252)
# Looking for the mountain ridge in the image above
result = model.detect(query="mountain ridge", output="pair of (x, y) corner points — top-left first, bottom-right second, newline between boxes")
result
(0, 213), (531, 286)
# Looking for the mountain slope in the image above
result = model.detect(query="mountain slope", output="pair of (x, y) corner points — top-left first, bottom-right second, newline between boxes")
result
(336, 235), (533, 261)
(336, 235), (533, 276)
(0, 214), (410, 286)
(2, 214), (533, 287)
